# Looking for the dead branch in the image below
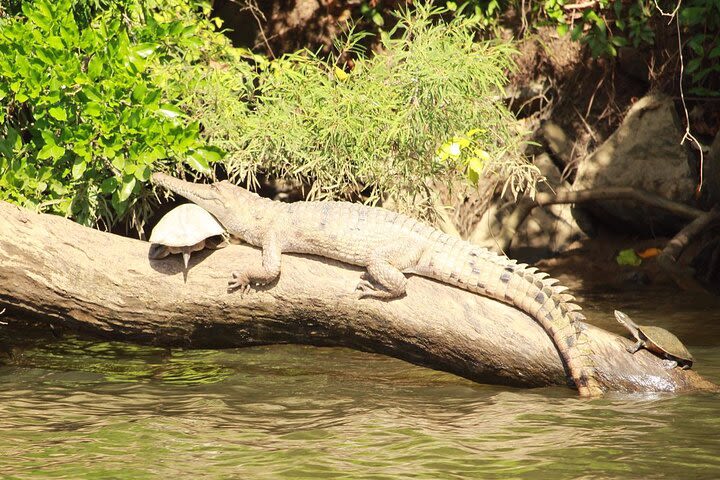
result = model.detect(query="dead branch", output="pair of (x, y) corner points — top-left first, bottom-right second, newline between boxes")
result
(485, 187), (707, 252)
(657, 205), (720, 291)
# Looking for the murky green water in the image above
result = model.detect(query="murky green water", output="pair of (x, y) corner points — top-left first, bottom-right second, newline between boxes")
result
(1, 287), (719, 479)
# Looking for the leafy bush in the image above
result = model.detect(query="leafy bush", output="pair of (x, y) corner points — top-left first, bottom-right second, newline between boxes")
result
(679, 0), (720, 96)
(1, 0), (533, 230)
(409, 0), (720, 96)
(168, 4), (531, 213)
(0, 0), (222, 232)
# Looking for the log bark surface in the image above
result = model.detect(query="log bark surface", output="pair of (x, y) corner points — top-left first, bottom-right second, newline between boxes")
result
(0, 201), (716, 394)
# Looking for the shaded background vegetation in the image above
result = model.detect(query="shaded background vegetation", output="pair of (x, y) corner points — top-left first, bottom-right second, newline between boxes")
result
(0, 0), (718, 235)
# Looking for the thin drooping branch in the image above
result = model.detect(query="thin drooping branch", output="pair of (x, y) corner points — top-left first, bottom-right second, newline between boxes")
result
(657, 205), (720, 291)
(484, 187), (708, 252)
(533, 187), (705, 219)
(0, 201), (716, 395)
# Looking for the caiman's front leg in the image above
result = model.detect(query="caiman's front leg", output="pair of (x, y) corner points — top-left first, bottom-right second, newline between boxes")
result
(228, 232), (281, 295)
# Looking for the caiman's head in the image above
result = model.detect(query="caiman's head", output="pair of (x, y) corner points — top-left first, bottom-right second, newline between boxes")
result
(151, 172), (258, 230)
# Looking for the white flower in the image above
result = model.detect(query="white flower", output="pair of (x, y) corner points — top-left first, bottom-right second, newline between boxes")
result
(448, 142), (461, 156)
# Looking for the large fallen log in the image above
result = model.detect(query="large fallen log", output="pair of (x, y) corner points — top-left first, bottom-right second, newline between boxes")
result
(0, 201), (716, 395)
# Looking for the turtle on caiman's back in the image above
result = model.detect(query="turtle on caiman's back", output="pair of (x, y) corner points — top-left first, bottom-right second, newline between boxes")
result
(149, 203), (229, 270)
(614, 310), (693, 369)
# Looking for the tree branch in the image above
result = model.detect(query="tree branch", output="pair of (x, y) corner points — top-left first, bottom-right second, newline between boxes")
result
(486, 187), (708, 252)
(0, 201), (716, 395)
(534, 187), (705, 219)
(657, 205), (720, 291)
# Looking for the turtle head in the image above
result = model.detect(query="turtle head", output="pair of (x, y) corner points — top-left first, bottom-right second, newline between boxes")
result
(614, 310), (641, 336)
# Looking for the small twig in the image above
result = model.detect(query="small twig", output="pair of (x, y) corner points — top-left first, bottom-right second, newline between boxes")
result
(232, 0), (275, 58)
(652, 0), (705, 195)
(653, 0), (682, 19)
(572, 106), (598, 143)
(519, 0), (529, 37)
(585, 74), (605, 119)
(563, 1), (598, 10)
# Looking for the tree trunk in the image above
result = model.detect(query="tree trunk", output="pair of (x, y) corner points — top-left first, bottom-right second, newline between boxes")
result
(0, 201), (716, 395)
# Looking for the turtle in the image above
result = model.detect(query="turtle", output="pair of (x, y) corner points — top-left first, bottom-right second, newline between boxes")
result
(614, 310), (693, 369)
(149, 203), (227, 269)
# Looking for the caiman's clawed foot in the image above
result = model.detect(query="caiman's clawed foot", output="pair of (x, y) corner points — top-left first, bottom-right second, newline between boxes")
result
(355, 280), (402, 300)
(228, 271), (253, 296)
(355, 279), (377, 299)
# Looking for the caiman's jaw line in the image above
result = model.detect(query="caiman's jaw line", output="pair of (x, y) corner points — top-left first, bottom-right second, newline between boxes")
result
(152, 173), (228, 208)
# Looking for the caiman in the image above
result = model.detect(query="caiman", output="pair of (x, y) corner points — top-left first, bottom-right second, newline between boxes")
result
(152, 172), (603, 397)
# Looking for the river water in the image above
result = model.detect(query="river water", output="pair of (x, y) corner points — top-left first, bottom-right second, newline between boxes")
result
(1, 286), (719, 479)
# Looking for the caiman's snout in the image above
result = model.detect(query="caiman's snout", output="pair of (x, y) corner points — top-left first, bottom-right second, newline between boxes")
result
(151, 172), (228, 209)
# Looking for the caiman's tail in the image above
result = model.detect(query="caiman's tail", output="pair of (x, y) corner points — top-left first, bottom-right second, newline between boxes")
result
(413, 233), (603, 397)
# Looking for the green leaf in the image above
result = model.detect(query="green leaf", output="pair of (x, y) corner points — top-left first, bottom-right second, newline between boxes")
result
(467, 156), (484, 175)
(685, 58), (702, 75)
(611, 36), (628, 47)
(37, 144), (65, 160)
(111, 156), (125, 172)
(49, 107), (67, 121)
(571, 24), (584, 41)
(124, 52), (146, 73)
(688, 86), (720, 97)
(616, 248), (642, 266)
(372, 12), (385, 27)
(709, 45), (720, 59)
(41, 129), (56, 146)
(467, 168), (479, 185)
(100, 177), (118, 194)
(83, 86), (102, 102)
(186, 152), (211, 174)
(118, 175), (136, 202)
(134, 164), (151, 181)
(157, 104), (185, 119)
(132, 42), (158, 59)
(131, 83), (148, 103)
(194, 146), (223, 163)
(47, 36), (64, 50)
(585, 10), (602, 25)
(687, 35), (705, 56)
(87, 55), (103, 78)
(83, 102), (103, 117)
(71, 158), (87, 179)
(556, 24), (569, 36)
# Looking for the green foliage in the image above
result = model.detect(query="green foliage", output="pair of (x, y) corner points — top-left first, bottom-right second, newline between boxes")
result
(436, 129), (494, 187)
(171, 4), (531, 213)
(0, 0), (223, 231)
(538, 0), (719, 94)
(679, 0), (720, 96)
(421, 0), (719, 95)
(1, 0), (136, 29)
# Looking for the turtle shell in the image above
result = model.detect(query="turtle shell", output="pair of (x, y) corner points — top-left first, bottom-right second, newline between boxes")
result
(150, 203), (224, 247)
(637, 325), (693, 363)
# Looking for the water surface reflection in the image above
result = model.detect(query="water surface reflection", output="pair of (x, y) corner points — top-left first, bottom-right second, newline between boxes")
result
(0, 288), (718, 478)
